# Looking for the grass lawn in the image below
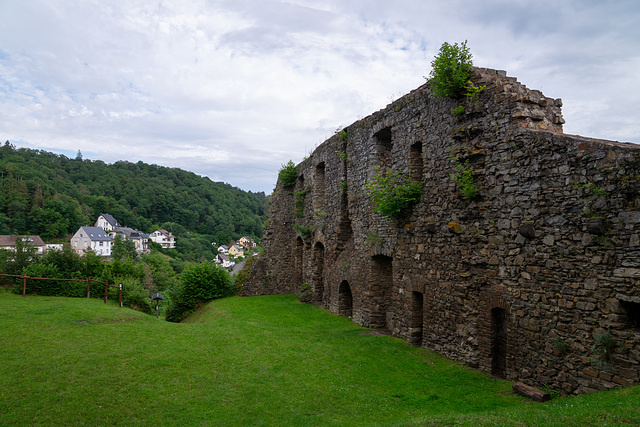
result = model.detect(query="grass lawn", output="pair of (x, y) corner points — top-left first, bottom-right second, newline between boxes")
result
(1, 290), (638, 426)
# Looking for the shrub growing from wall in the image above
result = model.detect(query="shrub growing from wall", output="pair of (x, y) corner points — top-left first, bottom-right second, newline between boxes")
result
(278, 160), (298, 188)
(429, 40), (473, 99)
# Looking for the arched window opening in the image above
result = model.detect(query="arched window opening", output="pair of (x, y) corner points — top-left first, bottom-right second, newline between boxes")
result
(409, 142), (423, 182)
(374, 127), (392, 169)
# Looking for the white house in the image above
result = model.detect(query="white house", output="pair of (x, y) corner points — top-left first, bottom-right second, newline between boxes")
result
(149, 229), (176, 249)
(70, 227), (112, 256)
(94, 214), (120, 231)
(109, 227), (150, 254)
(46, 243), (64, 252)
(215, 253), (235, 270)
(218, 245), (229, 254)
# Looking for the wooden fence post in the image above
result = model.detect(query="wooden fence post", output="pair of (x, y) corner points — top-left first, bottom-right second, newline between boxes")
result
(119, 283), (123, 307)
(22, 276), (26, 297)
(104, 279), (108, 304)
(87, 276), (91, 298)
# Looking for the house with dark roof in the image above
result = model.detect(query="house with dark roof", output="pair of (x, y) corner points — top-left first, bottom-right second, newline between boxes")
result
(0, 235), (46, 255)
(215, 253), (235, 270)
(110, 227), (150, 254)
(94, 214), (121, 231)
(228, 245), (244, 258)
(70, 226), (112, 256)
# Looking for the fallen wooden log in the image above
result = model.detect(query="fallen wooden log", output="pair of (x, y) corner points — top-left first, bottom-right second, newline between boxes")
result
(512, 382), (551, 402)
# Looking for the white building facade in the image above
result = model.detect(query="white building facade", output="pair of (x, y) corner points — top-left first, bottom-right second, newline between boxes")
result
(70, 226), (112, 256)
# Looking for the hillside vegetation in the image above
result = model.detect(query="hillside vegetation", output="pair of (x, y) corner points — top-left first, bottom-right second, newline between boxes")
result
(0, 141), (267, 245)
(1, 291), (638, 426)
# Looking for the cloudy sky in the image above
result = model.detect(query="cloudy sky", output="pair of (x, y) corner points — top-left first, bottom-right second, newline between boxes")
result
(1, 1), (639, 194)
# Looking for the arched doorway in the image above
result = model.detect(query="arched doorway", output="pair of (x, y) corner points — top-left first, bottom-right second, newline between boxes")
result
(338, 280), (353, 317)
(491, 307), (507, 378)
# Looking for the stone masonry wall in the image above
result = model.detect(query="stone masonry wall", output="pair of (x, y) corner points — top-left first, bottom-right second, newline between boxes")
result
(242, 67), (640, 395)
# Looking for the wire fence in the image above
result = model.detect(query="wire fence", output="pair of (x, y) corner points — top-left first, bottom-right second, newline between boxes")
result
(0, 273), (122, 306)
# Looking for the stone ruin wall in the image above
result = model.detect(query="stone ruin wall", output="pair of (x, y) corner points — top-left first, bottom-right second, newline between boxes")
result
(243, 67), (640, 395)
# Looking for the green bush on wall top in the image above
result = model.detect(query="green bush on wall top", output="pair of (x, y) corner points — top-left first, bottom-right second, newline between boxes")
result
(278, 160), (298, 188)
(429, 40), (473, 99)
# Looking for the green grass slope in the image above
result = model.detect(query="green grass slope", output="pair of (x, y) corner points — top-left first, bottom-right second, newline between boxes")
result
(1, 290), (638, 426)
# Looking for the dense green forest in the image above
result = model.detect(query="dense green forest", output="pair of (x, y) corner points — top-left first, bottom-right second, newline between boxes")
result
(0, 141), (268, 250)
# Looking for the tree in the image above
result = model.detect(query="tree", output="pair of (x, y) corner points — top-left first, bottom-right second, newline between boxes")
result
(165, 261), (233, 322)
(112, 234), (138, 261)
(0, 235), (36, 276)
(0, 143), (267, 246)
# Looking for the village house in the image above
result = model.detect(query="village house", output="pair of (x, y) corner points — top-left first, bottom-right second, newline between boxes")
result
(0, 235), (46, 255)
(94, 213), (120, 231)
(218, 245), (229, 254)
(92, 214), (150, 255)
(109, 227), (150, 255)
(215, 253), (235, 270)
(70, 226), (112, 256)
(228, 245), (244, 258)
(238, 236), (256, 248)
(149, 229), (176, 249)
(46, 243), (64, 252)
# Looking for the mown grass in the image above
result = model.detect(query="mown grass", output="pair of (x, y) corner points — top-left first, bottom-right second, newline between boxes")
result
(0, 290), (638, 426)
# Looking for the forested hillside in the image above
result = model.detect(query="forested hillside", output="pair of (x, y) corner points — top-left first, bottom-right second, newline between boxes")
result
(0, 141), (267, 245)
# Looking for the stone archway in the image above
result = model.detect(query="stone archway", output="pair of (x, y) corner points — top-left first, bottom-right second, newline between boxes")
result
(338, 280), (353, 317)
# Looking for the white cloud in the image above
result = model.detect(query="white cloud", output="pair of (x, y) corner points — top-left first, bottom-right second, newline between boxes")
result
(0, 0), (638, 193)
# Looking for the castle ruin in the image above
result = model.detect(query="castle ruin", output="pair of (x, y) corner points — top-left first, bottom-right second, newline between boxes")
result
(243, 67), (640, 395)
